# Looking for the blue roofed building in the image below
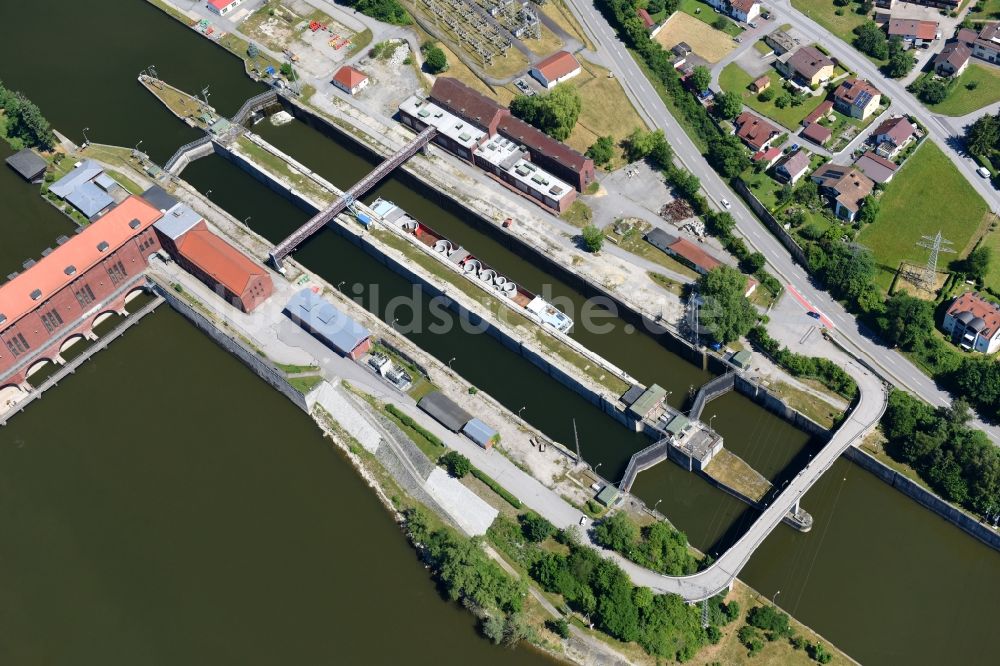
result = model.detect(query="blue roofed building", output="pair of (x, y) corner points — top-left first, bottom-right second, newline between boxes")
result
(285, 288), (373, 360)
(49, 159), (104, 197)
(463, 418), (499, 449)
(65, 181), (114, 219)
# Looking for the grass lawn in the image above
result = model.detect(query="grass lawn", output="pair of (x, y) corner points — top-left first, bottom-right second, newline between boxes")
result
(565, 59), (649, 167)
(289, 374), (324, 393)
(922, 65), (1000, 116)
(603, 219), (702, 280)
(816, 105), (884, 152)
(981, 224), (1000, 293)
(719, 64), (827, 129)
(522, 22), (564, 57)
(790, 0), (867, 43)
(858, 141), (992, 291)
(678, 0), (743, 37)
(561, 200), (594, 227)
(968, 0), (1000, 23)
(655, 11), (738, 63)
(753, 39), (773, 54)
(541, 0), (595, 50)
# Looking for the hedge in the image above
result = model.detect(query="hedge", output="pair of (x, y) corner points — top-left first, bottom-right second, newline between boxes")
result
(471, 468), (523, 509)
(386, 403), (444, 448)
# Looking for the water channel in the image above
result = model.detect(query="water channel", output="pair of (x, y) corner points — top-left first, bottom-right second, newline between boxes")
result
(0, 1), (997, 663)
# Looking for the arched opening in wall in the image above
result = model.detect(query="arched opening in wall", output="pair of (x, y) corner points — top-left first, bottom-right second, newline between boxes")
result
(0, 383), (27, 411)
(124, 286), (148, 304)
(59, 333), (87, 354)
(91, 310), (123, 337)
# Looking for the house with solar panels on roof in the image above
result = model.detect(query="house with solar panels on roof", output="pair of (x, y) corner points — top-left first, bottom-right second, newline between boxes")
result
(833, 79), (881, 120)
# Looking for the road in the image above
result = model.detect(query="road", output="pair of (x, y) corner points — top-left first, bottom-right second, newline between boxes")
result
(560, 0), (1000, 443)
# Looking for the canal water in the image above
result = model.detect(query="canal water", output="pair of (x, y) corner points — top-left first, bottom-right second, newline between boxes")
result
(0, 0), (997, 663)
(0, 306), (554, 665)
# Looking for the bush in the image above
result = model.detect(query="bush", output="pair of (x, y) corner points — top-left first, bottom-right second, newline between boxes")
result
(472, 468), (523, 508)
(349, 0), (411, 25)
(422, 43), (448, 73)
(738, 625), (765, 656)
(440, 450), (472, 478)
(581, 224), (604, 252)
(546, 617), (571, 638)
(587, 135), (616, 166)
(746, 605), (792, 640)
(758, 88), (775, 102)
(520, 512), (556, 542)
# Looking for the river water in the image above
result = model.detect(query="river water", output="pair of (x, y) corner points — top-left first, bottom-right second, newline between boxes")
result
(0, 1), (997, 664)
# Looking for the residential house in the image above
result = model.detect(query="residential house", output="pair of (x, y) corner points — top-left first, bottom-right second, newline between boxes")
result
(972, 22), (1000, 64)
(48, 159), (115, 220)
(801, 100), (833, 127)
(933, 41), (972, 77)
(776, 46), (835, 86)
(774, 150), (811, 185)
(646, 229), (722, 275)
(752, 146), (783, 168)
(833, 79), (881, 120)
(529, 51), (582, 89)
(765, 30), (797, 55)
(331, 66), (369, 95)
(729, 0), (761, 23)
(811, 164), (874, 222)
(636, 7), (664, 37)
(875, 0), (895, 9)
(901, 0), (959, 10)
(801, 122), (832, 147)
(751, 75), (771, 93)
(854, 151), (899, 184)
(734, 111), (780, 151)
(870, 116), (915, 158)
(887, 18), (938, 48)
(672, 42), (692, 58)
(942, 291), (1000, 354)
(956, 27), (979, 46)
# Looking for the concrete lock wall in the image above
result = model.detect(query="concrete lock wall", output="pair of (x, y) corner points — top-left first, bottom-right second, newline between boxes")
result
(156, 283), (309, 413)
(843, 446), (1000, 551)
(734, 374), (834, 440)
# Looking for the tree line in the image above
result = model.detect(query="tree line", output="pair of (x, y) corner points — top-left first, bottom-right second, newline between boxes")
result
(591, 511), (699, 576)
(881, 390), (1000, 518)
(0, 80), (54, 150)
(345, 0), (410, 25)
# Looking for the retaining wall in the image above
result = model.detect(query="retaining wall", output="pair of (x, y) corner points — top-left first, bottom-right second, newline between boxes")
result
(843, 446), (1000, 551)
(154, 281), (309, 413)
(734, 374), (834, 440)
(733, 178), (809, 268)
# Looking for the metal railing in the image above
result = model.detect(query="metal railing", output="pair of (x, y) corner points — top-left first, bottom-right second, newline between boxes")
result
(164, 134), (213, 172)
(271, 125), (438, 264)
(689, 372), (735, 421)
(620, 436), (671, 492)
(232, 89), (280, 126)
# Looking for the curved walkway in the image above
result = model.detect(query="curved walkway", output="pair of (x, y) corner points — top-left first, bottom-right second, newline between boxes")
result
(597, 358), (887, 601)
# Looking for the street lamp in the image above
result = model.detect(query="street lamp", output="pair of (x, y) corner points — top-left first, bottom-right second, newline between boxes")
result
(391, 317), (400, 330)
(518, 405), (526, 417)
(135, 139), (143, 152)
(82, 127), (90, 144)
(709, 414), (717, 430)
(594, 462), (603, 475)
(337, 280), (346, 292)
(448, 357), (456, 369)
(772, 590), (781, 605)
(243, 216), (252, 225)
(654, 498), (663, 511)
(205, 189), (213, 196)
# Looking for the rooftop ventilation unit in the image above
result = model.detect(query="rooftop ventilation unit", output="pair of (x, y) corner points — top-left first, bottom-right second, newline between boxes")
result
(41, 248), (53, 257)
(55, 235), (70, 245)
(64, 265), (77, 276)
(129, 218), (141, 229)
(22, 259), (36, 270)
(0, 314), (6, 325)
(30, 289), (42, 301)
(97, 241), (110, 252)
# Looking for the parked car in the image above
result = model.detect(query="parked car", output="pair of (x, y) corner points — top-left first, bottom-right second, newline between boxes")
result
(721, 198), (732, 209)
(978, 166), (991, 179)
(749, 21), (758, 28)
(807, 311), (821, 320)
(709, 341), (723, 351)
(579, 516), (587, 526)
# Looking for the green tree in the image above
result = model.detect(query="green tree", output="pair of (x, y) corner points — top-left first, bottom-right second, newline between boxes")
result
(592, 512), (638, 552)
(962, 245), (992, 282)
(875, 292), (934, 349)
(545, 617), (570, 638)
(581, 224), (604, 252)
(520, 513), (556, 542)
(586, 135), (616, 165)
(691, 65), (712, 92)
(707, 133), (750, 178)
(857, 194), (879, 225)
(966, 113), (1000, 157)
(886, 49), (914, 78)
(440, 450), (472, 478)
(854, 21), (889, 59)
(423, 44), (448, 73)
(713, 90), (744, 120)
(509, 83), (582, 141)
(738, 625), (765, 656)
(758, 87), (775, 102)
(280, 62), (295, 79)
(822, 244), (876, 302)
(698, 265), (757, 344)
(746, 605), (792, 640)
(351, 0), (411, 25)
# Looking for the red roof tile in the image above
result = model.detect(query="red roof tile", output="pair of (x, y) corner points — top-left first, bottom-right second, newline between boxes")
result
(888, 18), (938, 41)
(332, 66), (368, 89)
(533, 51), (581, 82)
(801, 122), (832, 145)
(0, 196), (162, 331)
(802, 100), (833, 126)
(176, 226), (268, 296)
(948, 291), (1000, 337)
(735, 112), (779, 151)
(669, 237), (722, 273)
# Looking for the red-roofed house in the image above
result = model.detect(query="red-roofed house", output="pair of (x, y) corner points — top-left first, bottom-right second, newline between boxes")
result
(871, 116), (916, 158)
(635, 7), (663, 36)
(0, 196), (164, 386)
(332, 66), (369, 95)
(933, 41), (972, 77)
(751, 75), (771, 93)
(802, 100), (833, 127)
(752, 146), (783, 168)
(729, 0), (761, 23)
(801, 122), (832, 147)
(833, 79), (881, 119)
(734, 112), (779, 151)
(646, 228), (721, 274)
(943, 291), (1000, 353)
(854, 151), (899, 184)
(206, 0), (242, 16)
(774, 150), (811, 184)
(173, 223), (272, 313)
(529, 51), (582, 89)
(887, 18), (939, 47)
(811, 164), (874, 222)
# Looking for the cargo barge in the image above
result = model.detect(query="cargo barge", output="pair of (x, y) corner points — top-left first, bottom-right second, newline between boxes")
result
(368, 198), (573, 334)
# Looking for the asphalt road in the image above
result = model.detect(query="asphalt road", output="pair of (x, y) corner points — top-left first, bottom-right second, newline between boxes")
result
(561, 0), (1000, 444)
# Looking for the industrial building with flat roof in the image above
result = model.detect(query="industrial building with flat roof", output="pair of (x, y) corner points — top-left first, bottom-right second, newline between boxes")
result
(285, 288), (372, 360)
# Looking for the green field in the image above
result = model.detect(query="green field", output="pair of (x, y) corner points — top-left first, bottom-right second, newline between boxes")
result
(981, 226), (1000, 293)
(678, 0), (743, 36)
(719, 63), (827, 129)
(791, 0), (868, 42)
(922, 65), (1000, 116)
(858, 141), (991, 290)
(968, 0), (1000, 23)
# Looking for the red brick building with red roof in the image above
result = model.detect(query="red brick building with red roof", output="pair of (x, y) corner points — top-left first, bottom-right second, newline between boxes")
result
(174, 222), (273, 313)
(0, 196), (164, 386)
(331, 66), (369, 95)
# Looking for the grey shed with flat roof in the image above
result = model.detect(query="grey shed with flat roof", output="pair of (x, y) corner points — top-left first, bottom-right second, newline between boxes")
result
(595, 485), (619, 506)
(142, 184), (180, 212)
(65, 181), (113, 219)
(154, 203), (204, 241)
(5, 148), (47, 182)
(418, 391), (472, 432)
(628, 384), (667, 419)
